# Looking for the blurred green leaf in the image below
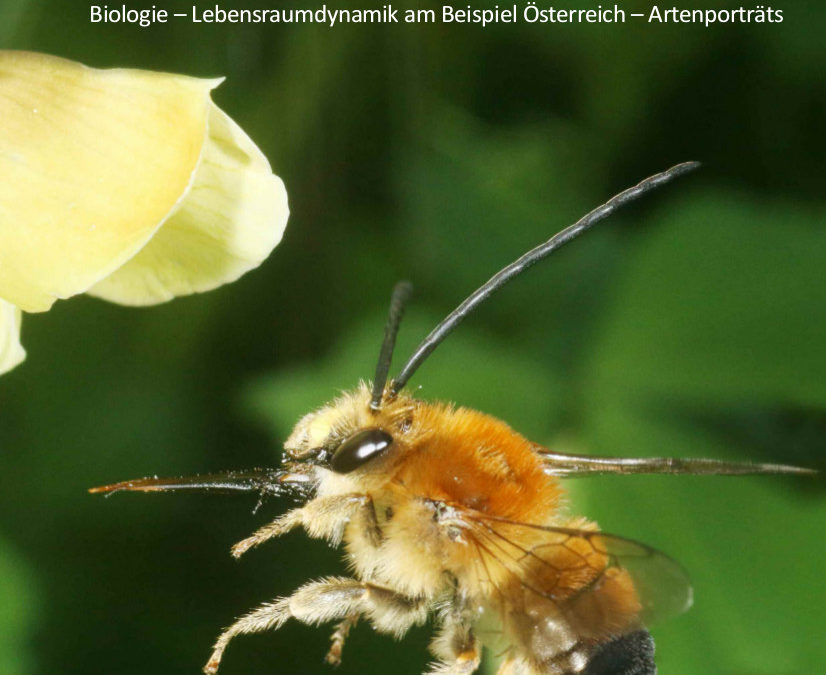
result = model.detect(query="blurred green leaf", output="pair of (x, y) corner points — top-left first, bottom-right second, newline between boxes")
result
(584, 192), (826, 406)
(573, 192), (826, 674)
(0, 0), (37, 45)
(399, 104), (598, 302)
(0, 537), (37, 675)
(242, 309), (563, 447)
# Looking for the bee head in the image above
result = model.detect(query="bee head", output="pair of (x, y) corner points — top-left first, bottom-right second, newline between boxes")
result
(284, 384), (417, 476)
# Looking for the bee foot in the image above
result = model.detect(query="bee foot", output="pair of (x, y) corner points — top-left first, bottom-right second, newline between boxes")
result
(325, 614), (358, 666)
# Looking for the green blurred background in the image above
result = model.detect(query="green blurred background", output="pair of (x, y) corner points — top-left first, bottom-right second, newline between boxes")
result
(1, 1), (824, 673)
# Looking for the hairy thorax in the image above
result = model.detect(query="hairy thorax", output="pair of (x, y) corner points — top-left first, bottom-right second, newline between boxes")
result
(299, 386), (566, 602)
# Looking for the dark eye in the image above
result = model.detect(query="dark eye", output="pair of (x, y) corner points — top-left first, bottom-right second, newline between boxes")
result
(330, 428), (393, 474)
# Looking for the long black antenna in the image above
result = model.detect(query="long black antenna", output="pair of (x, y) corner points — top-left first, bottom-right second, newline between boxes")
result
(390, 161), (700, 395)
(371, 281), (413, 410)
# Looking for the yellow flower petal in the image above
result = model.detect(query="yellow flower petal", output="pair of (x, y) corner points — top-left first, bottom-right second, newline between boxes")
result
(0, 51), (216, 312)
(0, 299), (25, 375)
(88, 105), (289, 305)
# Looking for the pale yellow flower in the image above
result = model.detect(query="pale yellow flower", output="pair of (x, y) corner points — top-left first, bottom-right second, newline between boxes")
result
(0, 51), (289, 374)
(0, 299), (25, 375)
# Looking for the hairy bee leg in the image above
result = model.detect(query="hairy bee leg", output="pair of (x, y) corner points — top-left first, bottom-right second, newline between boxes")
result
(203, 596), (291, 675)
(204, 577), (427, 674)
(230, 511), (302, 558)
(325, 613), (359, 666)
(231, 493), (374, 558)
(426, 618), (481, 674)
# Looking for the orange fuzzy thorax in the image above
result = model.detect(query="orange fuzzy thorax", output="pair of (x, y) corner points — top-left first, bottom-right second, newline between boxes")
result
(393, 403), (562, 525)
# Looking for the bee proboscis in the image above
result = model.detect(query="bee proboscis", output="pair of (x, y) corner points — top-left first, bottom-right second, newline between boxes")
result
(92, 162), (815, 675)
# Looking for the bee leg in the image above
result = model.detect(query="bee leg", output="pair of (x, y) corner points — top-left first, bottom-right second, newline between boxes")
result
(325, 613), (359, 666)
(204, 577), (427, 674)
(231, 493), (374, 558)
(203, 596), (292, 674)
(230, 510), (303, 558)
(426, 617), (481, 674)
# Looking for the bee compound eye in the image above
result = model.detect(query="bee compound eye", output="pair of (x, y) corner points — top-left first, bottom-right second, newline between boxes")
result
(330, 428), (394, 474)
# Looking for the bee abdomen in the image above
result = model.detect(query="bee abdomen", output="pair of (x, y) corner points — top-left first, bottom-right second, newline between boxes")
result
(581, 631), (656, 675)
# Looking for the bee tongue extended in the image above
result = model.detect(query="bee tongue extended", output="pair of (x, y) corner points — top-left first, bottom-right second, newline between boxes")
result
(89, 468), (313, 497)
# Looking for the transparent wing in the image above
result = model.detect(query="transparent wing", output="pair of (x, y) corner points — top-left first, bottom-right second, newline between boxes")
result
(536, 447), (816, 478)
(463, 511), (693, 627)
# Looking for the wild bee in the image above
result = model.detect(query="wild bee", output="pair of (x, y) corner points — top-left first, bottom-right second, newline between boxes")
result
(92, 162), (814, 675)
